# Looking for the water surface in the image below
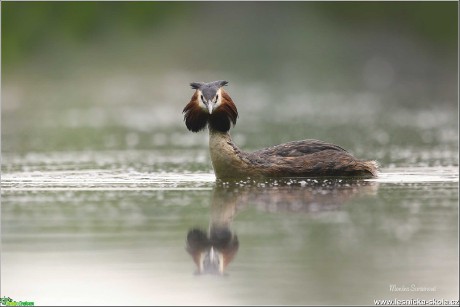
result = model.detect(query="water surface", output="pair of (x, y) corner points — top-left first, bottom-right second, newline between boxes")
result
(1, 148), (458, 305)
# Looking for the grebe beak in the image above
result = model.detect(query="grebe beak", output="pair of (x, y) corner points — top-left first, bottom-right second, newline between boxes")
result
(207, 102), (214, 114)
(200, 247), (223, 274)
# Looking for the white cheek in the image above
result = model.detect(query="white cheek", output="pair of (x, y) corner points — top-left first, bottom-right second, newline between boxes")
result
(196, 90), (208, 111)
(214, 89), (223, 108)
(198, 99), (207, 110)
(214, 99), (222, 109)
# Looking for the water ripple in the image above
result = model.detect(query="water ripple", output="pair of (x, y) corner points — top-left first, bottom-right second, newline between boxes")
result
(1, 170), (216, 191)
(1, 167), (457, 192)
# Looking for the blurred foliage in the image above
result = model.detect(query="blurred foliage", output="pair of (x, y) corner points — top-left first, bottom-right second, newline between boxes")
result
(1, 1), (457, 68)
(1, 1), (188, 66)
(315, 1), (458, 48)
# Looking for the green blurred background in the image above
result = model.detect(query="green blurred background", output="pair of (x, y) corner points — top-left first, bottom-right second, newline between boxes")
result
(3, 2), (458, 69)
(3, 2), (458, 80)
(1, 1), (458, 161)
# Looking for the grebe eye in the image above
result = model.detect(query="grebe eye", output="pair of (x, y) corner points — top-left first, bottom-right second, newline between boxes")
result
(215, 95), (219, 101)
(201, 95), (205, 101)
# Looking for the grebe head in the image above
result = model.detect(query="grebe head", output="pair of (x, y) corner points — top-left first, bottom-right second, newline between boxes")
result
(191, 80), (227, 114)
(183, 80), (238, 133)
(186, 227), (239, 275)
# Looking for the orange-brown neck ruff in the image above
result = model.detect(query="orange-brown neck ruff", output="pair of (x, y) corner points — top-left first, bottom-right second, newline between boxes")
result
(183, 92), (209, 132)
(183, 89), (238, 133)
(208, 90), (238, 132)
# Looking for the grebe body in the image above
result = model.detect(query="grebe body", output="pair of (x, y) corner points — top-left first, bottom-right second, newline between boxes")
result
(183, 81), (378, 179)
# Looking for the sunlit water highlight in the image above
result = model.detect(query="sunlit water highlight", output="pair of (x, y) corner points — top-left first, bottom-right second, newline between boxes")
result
(1, 167), (457, 192)
(1, 170), (216, 191)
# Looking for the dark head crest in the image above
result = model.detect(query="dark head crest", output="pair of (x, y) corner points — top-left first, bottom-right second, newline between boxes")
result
(190, 80), (228, 91)
(190, 82), (204, 90)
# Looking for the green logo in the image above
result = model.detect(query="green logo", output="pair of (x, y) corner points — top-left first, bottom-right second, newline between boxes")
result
(0, 298), (12, 306)
(0, 297), (34, 306)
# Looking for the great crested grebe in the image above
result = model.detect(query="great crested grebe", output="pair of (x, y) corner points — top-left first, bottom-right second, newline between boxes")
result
(183, 80), (379, 179)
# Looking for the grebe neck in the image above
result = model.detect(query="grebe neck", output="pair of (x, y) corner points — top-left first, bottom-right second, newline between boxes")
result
(208, 128), (250, 179)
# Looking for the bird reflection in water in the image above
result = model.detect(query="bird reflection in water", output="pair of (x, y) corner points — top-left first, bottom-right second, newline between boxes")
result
(186, 186), (240, 275)
(186, 178), (379, 275)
